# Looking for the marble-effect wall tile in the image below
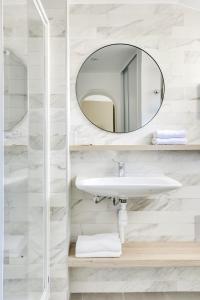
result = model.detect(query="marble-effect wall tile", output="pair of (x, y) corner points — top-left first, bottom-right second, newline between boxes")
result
(41, 1), (68, 300)
(70, 3), (200, 145)
(71, 151), (200, 237)
(70, 151), (200, 292)
(4, 0), (68, 299)
(70, 294), (200, 300)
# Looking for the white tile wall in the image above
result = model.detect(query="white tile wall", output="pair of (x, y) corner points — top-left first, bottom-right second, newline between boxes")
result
(70, 2), (200, 145)
(41, 1), (68, 300)
(4, 0), (68, 299)
(70, 1), (200, 294)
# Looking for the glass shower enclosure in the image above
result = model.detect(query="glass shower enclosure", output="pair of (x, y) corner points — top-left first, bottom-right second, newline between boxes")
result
(2, 0), (50, 299)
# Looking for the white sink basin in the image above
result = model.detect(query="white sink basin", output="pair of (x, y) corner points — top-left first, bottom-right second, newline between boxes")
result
(75, 176), (182, 198)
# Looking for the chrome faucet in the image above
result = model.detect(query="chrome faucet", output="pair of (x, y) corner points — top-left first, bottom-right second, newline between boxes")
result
(113, 159), (125, 177)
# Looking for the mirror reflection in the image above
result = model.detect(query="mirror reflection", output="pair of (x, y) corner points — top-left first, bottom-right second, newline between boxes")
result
(76, 44), (165, 133)
(4, 49), (27, 131)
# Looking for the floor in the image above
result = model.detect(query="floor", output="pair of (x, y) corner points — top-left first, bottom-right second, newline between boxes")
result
(71, 293), (200, 300)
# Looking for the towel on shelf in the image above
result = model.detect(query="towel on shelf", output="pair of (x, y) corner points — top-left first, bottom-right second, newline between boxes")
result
(75, 233), (122, 258)
(152, 138), (187, 145)
(153, 130), (186, 139)
(75, 251), (122, 258)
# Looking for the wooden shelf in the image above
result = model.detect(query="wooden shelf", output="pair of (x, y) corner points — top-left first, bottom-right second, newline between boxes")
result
(70, 145), (200, 152)
(69, 242), (200, 268)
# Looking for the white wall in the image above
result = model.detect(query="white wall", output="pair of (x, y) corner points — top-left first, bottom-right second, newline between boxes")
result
(0, 0), (4, 298)
(70, 2), (200, 144)
(69, 1), (200, 294)
(41, 0), (68, 299)
(141, 52), (162, 125)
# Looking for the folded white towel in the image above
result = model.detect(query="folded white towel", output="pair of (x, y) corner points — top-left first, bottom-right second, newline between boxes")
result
(75, 233), (122, 258)
(153, 130), (186, 139)
(152, 138), (187, 145)
(76, 251), (121, 258)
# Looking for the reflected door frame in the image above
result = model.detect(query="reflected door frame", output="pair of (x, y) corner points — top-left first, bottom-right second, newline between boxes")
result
(31, 1), (50, 300)
(122, 51), (142, 132)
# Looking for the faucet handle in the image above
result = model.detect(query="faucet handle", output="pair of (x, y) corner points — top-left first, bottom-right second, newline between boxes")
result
(112, 159), (125, 177)
(112, 159), (124, 166)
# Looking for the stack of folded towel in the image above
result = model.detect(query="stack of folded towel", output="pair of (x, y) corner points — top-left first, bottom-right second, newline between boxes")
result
(152, 130), (187, 145)
(75, 233), (122, 258)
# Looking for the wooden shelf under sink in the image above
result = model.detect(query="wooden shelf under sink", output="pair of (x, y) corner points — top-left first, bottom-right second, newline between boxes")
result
(70, 144), (200, 152)
(68, 242), (200, 268)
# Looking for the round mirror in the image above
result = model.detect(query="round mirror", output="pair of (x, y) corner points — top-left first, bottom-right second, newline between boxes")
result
(76, 44), (165, 133)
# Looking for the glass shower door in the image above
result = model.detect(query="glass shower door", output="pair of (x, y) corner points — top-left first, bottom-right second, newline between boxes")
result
(3, 0), (49, 299)
(28, 0), (49, 299)
(0, 0), (4, 299)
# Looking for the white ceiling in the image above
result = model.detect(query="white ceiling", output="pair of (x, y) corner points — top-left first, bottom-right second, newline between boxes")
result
(81, 44), (137, 73)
